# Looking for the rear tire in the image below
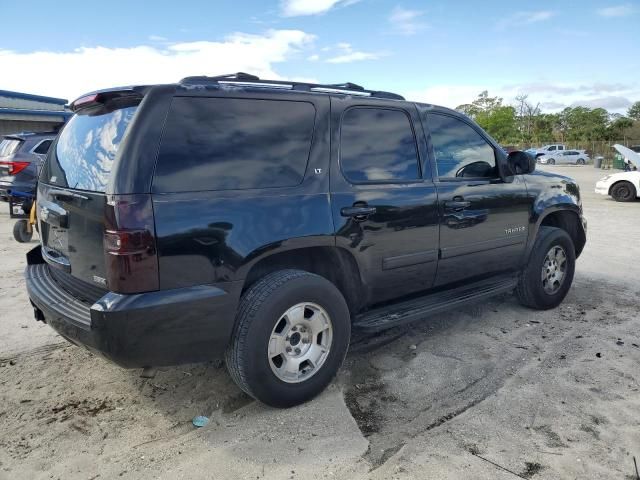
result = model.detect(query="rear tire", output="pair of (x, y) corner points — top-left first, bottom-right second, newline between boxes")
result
(13, 220), (33, 243)
(516, 226), (575, 310)
(610, 181), (636, 202)
(225, 269), (351, 408)
(576, 158), (585, 165)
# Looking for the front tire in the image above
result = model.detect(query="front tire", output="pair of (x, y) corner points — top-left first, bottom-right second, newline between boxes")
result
(576, 158), (585, 165)
(516, 227), (575, 310)
(610, 181), (636, 202)
(225, 269), (351, 408)
(548, 158), (556, 165)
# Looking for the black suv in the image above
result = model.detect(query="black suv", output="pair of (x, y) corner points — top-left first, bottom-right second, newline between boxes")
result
(25, 73), (586, 407)
(0, 131), (55, 202)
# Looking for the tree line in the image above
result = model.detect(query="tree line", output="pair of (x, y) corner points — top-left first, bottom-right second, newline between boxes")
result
(456, 91), (640, 146)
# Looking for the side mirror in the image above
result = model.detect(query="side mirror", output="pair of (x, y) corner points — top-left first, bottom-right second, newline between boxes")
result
(506, 150), (536, 175)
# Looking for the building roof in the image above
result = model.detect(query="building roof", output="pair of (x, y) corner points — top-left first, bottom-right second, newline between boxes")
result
(0, 89), (68, 106)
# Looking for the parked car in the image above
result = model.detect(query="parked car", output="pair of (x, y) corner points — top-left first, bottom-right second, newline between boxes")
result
(539, 150), (589, 165)
(24, 73), (587, 407)
(0, 131), (56, 203)
(531, 144), (566, 158)
(595, 144), (640, 202)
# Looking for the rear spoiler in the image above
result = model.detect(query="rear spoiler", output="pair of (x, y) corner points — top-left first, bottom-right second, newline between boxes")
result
(70, 87), (145, 113)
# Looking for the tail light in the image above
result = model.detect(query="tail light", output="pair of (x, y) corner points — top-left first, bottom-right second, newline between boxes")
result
(0, 161), (30, 175)
(104, 194), (159, 293)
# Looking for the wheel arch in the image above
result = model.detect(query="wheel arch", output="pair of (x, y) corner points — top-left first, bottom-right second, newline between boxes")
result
(241, 245), (366, 315)
(608, 179), (638, 197)
(533, 208), (586, 258)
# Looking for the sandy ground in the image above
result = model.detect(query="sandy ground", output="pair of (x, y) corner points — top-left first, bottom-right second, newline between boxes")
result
(1, 166), (639, 480)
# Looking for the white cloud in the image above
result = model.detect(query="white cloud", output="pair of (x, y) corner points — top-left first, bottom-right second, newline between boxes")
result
(324, 42), (384, 63)
(404, 81), (640, 114)
(307, 54), (320, 61)
(280, 0), (359, 17)
(497, 10), (556, 29)
(389, 6), (427, 35)
(326, 51), (379, 63)
(0, 30), (314, 101)
(596, 4), (636, 17)
(148, 35), (167, 42)
(571, 96), (633, 110)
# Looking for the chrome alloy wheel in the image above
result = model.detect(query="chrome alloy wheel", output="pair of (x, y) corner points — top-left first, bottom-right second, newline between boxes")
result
(268, 302), (333, 383)
(541, 245), (567, 295)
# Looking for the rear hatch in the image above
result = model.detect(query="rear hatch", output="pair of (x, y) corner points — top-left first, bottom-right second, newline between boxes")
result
(0, 137), (26, 184)
(38, 99), (156, 296)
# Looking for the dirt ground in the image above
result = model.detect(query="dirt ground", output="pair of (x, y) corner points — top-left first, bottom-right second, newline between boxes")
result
(1, 166), (639, 480)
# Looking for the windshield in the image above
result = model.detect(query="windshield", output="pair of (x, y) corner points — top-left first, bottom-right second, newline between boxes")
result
(42, 106), (137, 192)
(0, 138), (23, 157)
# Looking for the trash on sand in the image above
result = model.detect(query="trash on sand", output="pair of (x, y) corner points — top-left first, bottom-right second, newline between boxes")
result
(192, 416), (209, 428)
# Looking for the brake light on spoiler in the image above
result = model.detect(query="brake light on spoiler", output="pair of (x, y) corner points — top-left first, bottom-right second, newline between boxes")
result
(70, 89), (143, 113)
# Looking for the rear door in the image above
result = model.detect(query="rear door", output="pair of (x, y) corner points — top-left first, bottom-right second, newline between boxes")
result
(421, 111), (530, 286)
(330, 97), (439, 304)
(38, 105), (138, 287)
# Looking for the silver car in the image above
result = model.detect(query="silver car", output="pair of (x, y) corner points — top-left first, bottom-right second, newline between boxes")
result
(539, 150), (589, 165)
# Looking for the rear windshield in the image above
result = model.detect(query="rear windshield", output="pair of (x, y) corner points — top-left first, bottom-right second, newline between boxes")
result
(42, 107), (137, 192)
(0, 138), (23, 157)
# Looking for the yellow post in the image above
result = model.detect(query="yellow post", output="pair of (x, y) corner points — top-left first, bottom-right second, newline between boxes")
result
(28, 201), (37, 234)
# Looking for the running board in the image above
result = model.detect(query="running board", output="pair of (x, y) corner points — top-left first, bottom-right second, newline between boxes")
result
(353, 275), (518, 333)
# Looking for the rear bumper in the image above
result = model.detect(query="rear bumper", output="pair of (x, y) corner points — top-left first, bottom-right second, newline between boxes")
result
(0, 179), (36, 201)
(25, 247), (241, 368)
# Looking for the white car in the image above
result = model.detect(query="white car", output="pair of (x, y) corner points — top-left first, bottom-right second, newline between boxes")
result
(595, 145), (640, 202)
(539, 150), (589, 165)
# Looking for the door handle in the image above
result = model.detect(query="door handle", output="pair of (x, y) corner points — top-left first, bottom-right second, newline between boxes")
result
(444, 199), (471, 211)
(341, 205), (377, 219)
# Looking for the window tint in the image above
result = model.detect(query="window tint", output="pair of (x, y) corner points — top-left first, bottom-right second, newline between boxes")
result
(43, 107), (137, 192)
(33, 140), (52, 155)
(427, 114), (497, 179)
(340, 108), (419, 183)
(153, 97), (316, 192)
(549, 146), (556, 151)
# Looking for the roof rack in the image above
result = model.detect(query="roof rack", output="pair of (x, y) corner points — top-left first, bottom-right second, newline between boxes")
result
(179, 72), (404, 101)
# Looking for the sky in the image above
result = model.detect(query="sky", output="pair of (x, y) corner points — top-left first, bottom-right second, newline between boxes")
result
(0, 0), (638, 113)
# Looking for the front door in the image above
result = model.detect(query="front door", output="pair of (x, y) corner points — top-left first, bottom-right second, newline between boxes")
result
(421, 111), (531, 287)
(330, 97), (440, 304)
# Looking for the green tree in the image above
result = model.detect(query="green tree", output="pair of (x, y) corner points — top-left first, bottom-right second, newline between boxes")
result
(562, 107), (608, 141)
(607, 115), (634, 140)
(627, 101), (640, 121)
(456, 91), (518, 143)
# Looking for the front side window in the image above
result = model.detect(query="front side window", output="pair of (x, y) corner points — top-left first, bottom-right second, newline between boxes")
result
(44, 107), (137, 192)
(340, 107), (419, 183)
(549, 146), (556, 151)
(154, 97), (316, 192)
(427, 113), (497, 179)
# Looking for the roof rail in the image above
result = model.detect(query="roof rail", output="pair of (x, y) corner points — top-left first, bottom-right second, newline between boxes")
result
(178, 73), (404, 101)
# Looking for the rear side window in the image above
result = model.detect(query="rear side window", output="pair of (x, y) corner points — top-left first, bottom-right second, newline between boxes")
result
(43, 107), (137, 192)
(153, 97), (316, 192)
(0, 138), (23, 157)
(33, 140), (52, 155)
(340, 107), (419, 183)
(427, 113), (497, 179)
